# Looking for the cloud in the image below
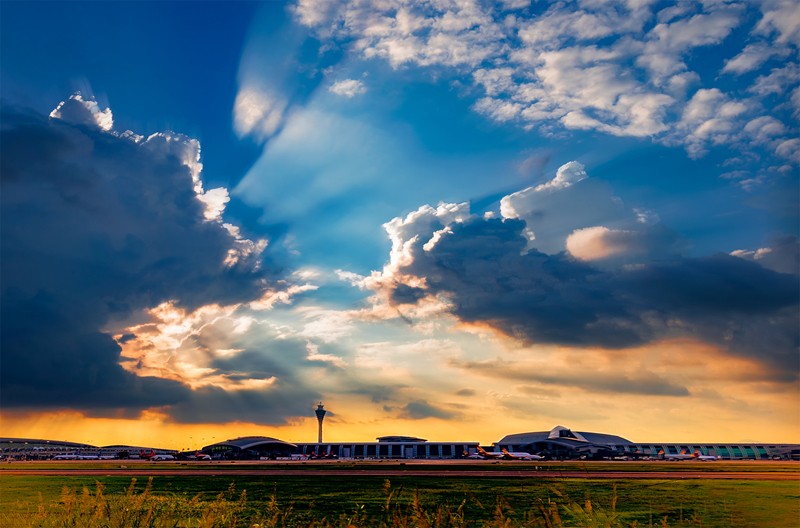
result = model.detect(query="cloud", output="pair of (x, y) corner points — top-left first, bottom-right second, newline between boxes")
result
(396, 400), (457, 420)
(755, 0), (800, 46)
(0, 102), (279, 415)
(566, 226), (642, 261)
(532, 160), (587, 192)
(167, 382), (320, 424)
(775, 138), (800, 163)
(731, 236), (800, 275)
(723, 43), (788, 75)
(677, 88), (749, 158)
(457, 359), (690, 397)
(329, 79), (367, 98)
(361, 164), (798, 380)
(637, 7), (742, 85)
(566, 225), (684, 263)
(292, 1), (799, 167)
(49, 93), (113, 131)
(233, 86), (288, 141)
(499, 161), (649, 255)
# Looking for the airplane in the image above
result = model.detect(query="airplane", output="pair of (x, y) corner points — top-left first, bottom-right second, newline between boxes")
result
(139, 449), (156, 460)
(693, 450), (719, 461)
(501, 448), (545, 461)
(658, 449), (694, 461)
(473, 446), (505, 459)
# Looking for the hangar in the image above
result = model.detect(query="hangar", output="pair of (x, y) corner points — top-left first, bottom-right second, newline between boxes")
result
(495, 425), (800, 460)
(201, 436), (296, 460)
(495, 425), (633, 459)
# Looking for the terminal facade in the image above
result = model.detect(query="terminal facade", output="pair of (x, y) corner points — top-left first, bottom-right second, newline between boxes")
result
(3, 425), (798, 461)
(494, 426), (799, 460)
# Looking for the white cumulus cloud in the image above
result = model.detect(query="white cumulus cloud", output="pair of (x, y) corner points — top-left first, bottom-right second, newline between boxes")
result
(329, 79), (367, 97)
(50, 93), (113, 131)
(566, 226), (642, 261)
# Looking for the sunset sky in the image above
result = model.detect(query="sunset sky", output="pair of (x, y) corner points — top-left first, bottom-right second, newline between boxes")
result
(2, 1), (798, 451)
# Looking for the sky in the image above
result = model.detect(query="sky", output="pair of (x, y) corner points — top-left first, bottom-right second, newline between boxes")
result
(1, 0), (798, 450)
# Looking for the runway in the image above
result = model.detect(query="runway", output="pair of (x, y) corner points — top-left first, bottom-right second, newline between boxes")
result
(2, 460), (798, 480)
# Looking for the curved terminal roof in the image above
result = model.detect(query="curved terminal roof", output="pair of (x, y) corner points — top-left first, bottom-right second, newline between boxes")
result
(377, 436), (427, 443)
(0, 437), (96, 449)
(497, 426), (633, 446)
(206, 436), (296, 450)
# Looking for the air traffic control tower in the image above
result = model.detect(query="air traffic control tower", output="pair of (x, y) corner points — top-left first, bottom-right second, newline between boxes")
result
(315, 402), (326, 443)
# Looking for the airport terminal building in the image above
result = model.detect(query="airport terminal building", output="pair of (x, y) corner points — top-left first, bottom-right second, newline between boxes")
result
(196, 426), (798, 461)
(4, 425), (799, 461)
(292, 436), (480, 460)
(200, 435), (480, 460)
(494, 426), (800, 460)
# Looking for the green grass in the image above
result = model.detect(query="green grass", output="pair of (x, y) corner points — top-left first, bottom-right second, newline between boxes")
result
(2, 472), (798, 527)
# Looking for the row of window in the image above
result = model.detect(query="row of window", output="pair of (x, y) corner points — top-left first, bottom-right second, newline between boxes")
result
(499, 441), (785, 459)
(628, 444), (770, 457)
(295, 443), (476, 458)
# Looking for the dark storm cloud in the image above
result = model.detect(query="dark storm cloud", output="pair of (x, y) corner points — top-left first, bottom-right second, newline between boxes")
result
(210, 347), (302, 380)
(387, 216), (799, 380)
(456, 359), (690, 396)
(396, 400), (458, 420)
(167, 382), (320, 425)
(732, 235), (800, 275)
(0, 104), (275, 414)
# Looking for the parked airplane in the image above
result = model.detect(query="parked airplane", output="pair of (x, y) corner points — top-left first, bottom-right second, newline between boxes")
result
(659, 449), (694, 460)
(501, 448), (545, 461)
(473, 446), (544, 460)
(474, 446), (505, 459)
(693, 451), (719, 461)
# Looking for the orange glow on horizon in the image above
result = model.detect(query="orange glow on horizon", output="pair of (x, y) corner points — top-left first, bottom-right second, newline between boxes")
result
(3, 340), (797, 449)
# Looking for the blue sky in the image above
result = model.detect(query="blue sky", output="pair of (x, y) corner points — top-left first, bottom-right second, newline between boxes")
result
(1, 1), (798, 447)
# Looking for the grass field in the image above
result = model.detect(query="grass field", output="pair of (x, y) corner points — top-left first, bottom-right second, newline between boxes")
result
(1, 461), (798, 527)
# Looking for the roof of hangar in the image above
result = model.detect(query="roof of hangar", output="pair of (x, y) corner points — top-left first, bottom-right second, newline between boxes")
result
(208, 436), (296, 450)
(376, 436), (427, 443)
(496, 426), (633, 446)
